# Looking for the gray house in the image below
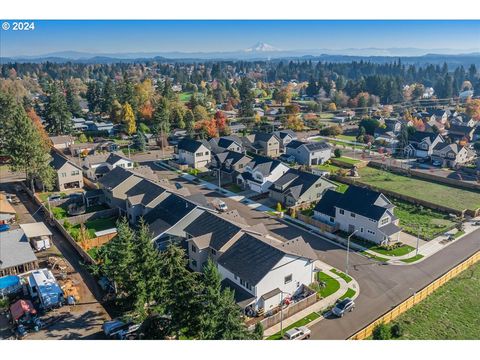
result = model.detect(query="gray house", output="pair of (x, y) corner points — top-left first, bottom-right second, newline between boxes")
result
(209, 136), (244, 154)
(50, 151), (84, 191)
(98, 166), (143, 212)
(313, 185), (401, 245)
(274, 130), (298, 150)
(269, 169), (337, 208)
(285, 140), (332, 165)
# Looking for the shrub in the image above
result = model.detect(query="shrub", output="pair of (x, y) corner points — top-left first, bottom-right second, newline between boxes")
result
(391, 323), (404, 338)
(372, 323), (391, 340)
(63, 219), (72, 229)
(334, 148), (342, 158)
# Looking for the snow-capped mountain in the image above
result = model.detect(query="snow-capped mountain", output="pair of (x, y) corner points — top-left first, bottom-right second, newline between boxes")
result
(244, 42), (279, 52)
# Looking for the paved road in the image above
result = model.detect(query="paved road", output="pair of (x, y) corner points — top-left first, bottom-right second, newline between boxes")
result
(143, 161), (480, 340)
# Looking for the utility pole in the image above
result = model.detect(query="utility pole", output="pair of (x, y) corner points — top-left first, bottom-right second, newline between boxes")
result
(346, 230), (358, 276)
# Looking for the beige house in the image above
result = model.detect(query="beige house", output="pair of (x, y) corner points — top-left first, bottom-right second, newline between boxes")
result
(242, 133), (281, 158)
(176, 139), (212, 169)
(50, 151), (84, 191)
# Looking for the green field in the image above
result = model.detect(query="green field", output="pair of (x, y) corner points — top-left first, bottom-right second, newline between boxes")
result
(357, 167), (480, 212)
(336, 135), (357, 142)
(178, 92), (193, 102)
(66, 217), (118, 239)
(391, 262), (480, 339)
(333, 156), (361, 166)
(316, 163), (342, 173)
(393, 200), (457, 240)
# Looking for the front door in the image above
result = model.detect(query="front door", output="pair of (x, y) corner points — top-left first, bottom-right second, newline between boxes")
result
(348, 224), (355, 233)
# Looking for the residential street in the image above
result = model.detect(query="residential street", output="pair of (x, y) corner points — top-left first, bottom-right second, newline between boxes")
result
(143, 161), (480, 339)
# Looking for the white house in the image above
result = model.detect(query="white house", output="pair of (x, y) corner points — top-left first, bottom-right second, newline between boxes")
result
(176, 139), (211, 169)
(236, 155), (289, 193)
(217, 233), (316, 314)
(82, 152), (133, 180)
(313, 185), (401, 244)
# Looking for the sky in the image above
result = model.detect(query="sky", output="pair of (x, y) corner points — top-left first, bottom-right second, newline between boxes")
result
(1, 20), (479, 57)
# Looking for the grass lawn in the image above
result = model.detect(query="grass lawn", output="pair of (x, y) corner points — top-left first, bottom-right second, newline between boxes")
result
(67, 217), (118, 239)
(316, 163), (342, 173)
(357, 167), (480, 212)
(178, 92), (193, 102)
(401, 254), (424, 264)
(393, 200), (457, 240)
(453, 230), (465, 239)
(312, 272), (341, 298)
(339, 288), (356, 300)
(267, 312), (321, 340)
(391, 262), (480, 339)
(330, 181), (349, 193)
(319, 113), (334, 119)
(368, 244), (415, 257)
(223, 183), (242, 193)
(335, 135), (357, 142)
(336, 156), (361, 165)
(330, 268), (352, 283)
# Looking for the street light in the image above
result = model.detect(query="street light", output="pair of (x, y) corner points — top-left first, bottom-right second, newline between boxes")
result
(346, 229), (358, 276)
(279, 290), (292, 338)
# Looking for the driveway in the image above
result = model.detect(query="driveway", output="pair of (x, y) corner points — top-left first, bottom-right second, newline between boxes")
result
(398, 231), (427, 248)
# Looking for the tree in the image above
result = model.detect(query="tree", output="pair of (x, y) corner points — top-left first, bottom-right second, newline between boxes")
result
(397, 125), (410, 155)
(101, 78), (117, 114)
(26, 108), (50, 145)
(134, 131), (147, 152)
(2, 93), (55, 192)
(184, 109), (195, 138)
(86, 81), (102, 112)
(466, 99), (480, 122)
(327, 102), (337, 112)
(334, 148), (342, 158)
(372, 323), (391, 340)
(359, 118), (380, 135)
(44, 83), (73, 135)
(122, 102), (137, 135)
(158, 244), (202, 338)
(252, 322), (264, 340)
(110, 99), (123, 123)
(65, 83), (82, 117)
(152, 98), (171, 146)
(193, 105), (209, 122)
(78, 133), (88, 143)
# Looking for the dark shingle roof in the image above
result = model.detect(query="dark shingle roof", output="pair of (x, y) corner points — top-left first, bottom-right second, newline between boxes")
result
(220, 279), (255, 308)
(177, 138), (208, 153)
(143, 193), (197, 229)
(125, 179), (166, 206)
(106, 152), (130, 165)
(217, 233), (286, 285)
(408, 131), (438, 144)
(184, 211), (242, 251)
(50, 151), (81, 171)
(285, 140), (305, 149)
(247, 155), (284, 176)
(379, 222), (402, 236)
(98, 166), (135, 190)
(304, 142), (332, 151)
(269, 169), (333, 200)
(313, 189), (343, 217)
(338, 185), (389, 220)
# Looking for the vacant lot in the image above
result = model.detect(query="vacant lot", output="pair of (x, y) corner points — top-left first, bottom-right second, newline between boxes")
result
(357, 167), (480, 212)
(391, 262), (480, 339)
(393, 200), (457, 240)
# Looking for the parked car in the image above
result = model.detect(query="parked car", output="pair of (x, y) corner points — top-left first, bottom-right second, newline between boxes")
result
(213, 198), (228, 212)
(332, 298), (355, 317)
(48, 194), (62, 202)
(432, 160), (442, 167)
(283, 326), (311, 340)
(473, 221), (480, 226)
(0, 224), (11, 232)
(174, 182), (183, 190)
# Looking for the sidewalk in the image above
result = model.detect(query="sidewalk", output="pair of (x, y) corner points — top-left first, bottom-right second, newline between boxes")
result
(263, 261), (360, 337)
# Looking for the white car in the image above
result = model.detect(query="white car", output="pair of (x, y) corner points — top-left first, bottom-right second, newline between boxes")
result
(283, 326), (311, 340)
(213, 198), (228, 212)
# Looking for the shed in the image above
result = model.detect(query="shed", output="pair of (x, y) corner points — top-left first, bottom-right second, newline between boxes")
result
(20, 222), (53, 251)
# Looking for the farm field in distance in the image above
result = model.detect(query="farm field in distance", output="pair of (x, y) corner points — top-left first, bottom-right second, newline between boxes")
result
(355, 167), (480, 212)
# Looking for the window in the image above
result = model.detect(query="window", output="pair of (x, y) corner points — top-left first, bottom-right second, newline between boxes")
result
(367, 230), (376, 235)
(350, 213), (356, 218)
(191, 244), (196, 253)
(234, 275), (238, 280)
(240, 279), (245, 286)
(191, 260), (197, 268)
(284, 274), (292, 284)
(205, 151), (209, 155)
(197, 152), (203, 157)
(380, 217), (389, 226)
(211, 249), (217, 256)
(329, 217), (334, 223)
(71, 170), (79, 176)
(360, 227), (364, 233)
(61, 172), (67, 178)
(315, 183), (322, 188)
(339, 209), (345, 215)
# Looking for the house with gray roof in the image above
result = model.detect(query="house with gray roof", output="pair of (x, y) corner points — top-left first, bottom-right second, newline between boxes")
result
(175, 138), (212, 169)
(269, 169), (336, 208)
(209, 151), (252, 185)
(217, 233), (316, 314)
(82, 152), (133, 180)
(98, 166), (143, 211)
(208, 136), (244, 154)
(313, 185), (401, 244)
(431, 143), (476, 168)
(236, 155), (289, 193)
(241, 132), (281, 157)
(125, 179), (168, 225)
(50, 151), (84, 191)
(404, 131), (444, 159)
(0, 229), (38, 277)
(285, 140), (332, 165)
(274, 130), (298, 150)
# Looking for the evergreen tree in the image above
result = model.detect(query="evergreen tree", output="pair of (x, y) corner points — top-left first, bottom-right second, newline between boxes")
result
(101, 78), (116, 114)
(134, 130), (147, 152)
(184, 109), (195, 138)
(65, 83), (82, 117)
(152, 98), (171, 146)
(45, 83), (73, 135)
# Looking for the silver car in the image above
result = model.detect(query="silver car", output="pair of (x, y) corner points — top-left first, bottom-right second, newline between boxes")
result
(332, 298), (355, 317)
(283, 326), (311, 340)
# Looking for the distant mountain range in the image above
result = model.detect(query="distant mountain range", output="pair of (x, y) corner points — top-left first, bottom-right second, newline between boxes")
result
(2, 43), (479, 65)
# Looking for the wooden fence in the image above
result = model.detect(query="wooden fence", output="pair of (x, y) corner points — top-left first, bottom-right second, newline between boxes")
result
(248, 291), (318, 331)
(349, 250), (480, 340)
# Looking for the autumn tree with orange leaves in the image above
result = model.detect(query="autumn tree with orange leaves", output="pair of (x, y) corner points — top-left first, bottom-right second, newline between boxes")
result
(195, 119), (217, 138)
(26, 108), (51, 147)
(466, 99), (480, 122)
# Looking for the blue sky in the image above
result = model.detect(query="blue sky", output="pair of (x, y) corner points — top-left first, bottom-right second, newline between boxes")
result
(1, 20), (479, 56)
